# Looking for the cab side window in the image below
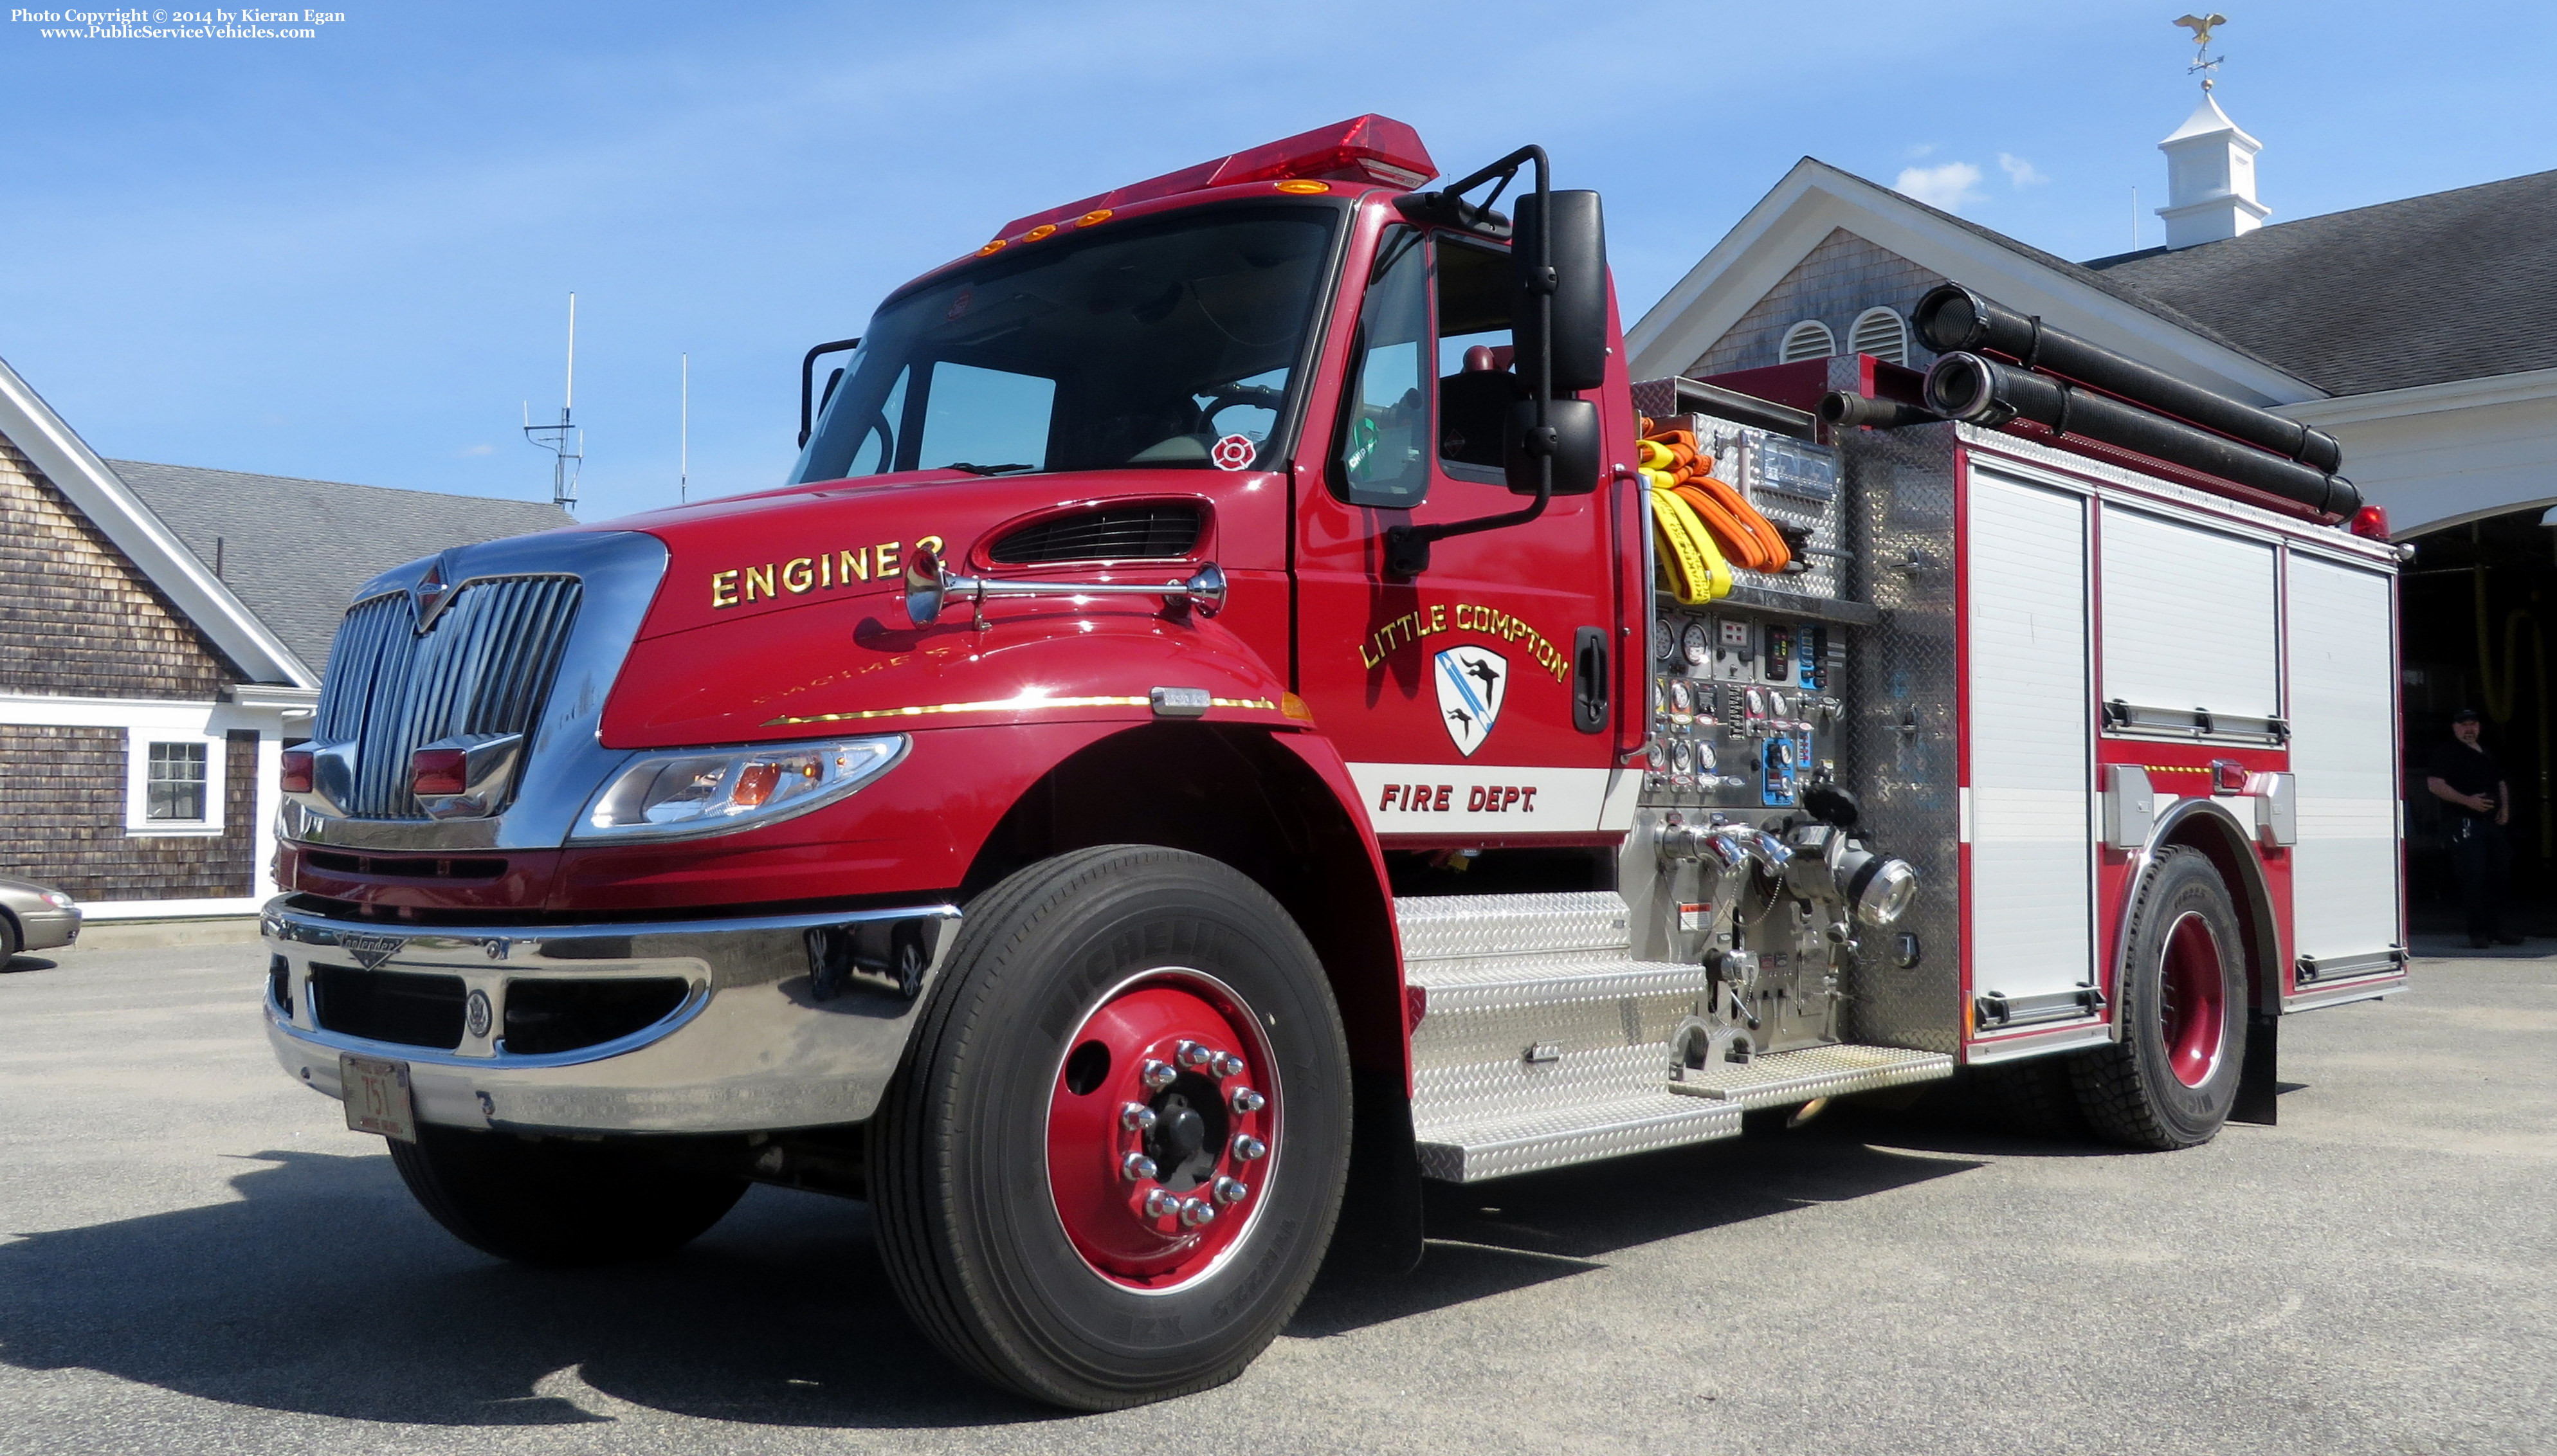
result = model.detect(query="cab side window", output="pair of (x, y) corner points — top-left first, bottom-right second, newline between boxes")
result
(1334, 226), (1431, 508)
(1434, 238), (1517, 478)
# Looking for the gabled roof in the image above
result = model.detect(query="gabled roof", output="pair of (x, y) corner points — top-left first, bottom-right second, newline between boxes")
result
(0, 354), (312, 688)
(2084, 168), (2557, 395)
(111, 462), (573, 678)
(1627, 157), (2325, 408)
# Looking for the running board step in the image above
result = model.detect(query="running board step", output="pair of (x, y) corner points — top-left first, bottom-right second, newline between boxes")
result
(1415, 1092), (1744, 1183)
(1396, 891), (1632, 963)
(1667, 1044), (1954, 1110)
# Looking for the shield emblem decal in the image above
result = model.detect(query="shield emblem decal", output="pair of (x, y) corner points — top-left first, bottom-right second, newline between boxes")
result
(1434, 646), (1507, 757)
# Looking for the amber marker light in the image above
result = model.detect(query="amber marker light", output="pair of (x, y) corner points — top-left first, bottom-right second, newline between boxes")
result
(975, 239), (1008, 257)
(1075, 209), (1114, 227)
(1274, 179), (1331, 194)
(279, 748), (314, 794)
(1023, 223), (1057, 241)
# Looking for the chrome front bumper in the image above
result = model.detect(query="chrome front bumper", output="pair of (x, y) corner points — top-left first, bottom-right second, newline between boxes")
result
(261, 898), (959, 1135)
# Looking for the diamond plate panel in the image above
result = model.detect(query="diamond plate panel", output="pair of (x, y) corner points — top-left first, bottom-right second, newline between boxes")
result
(1833, 423), (1964, 1054)
(1415, 1093), (1745, 1182)
(1415, 1044), (1676, 1129)
(1409, 964), (1707, 1073)
(1394, 893), (1632, 962)
(1666, 1043), (1954, 1108)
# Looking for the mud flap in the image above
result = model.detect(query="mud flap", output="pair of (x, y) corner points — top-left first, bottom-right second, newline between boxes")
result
(1324, 1068), (1424, 1277)
(2230, 1010), (2279, 1125)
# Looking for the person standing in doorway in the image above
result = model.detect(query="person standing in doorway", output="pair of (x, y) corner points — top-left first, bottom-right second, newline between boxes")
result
(2427, 708), (2522, 948)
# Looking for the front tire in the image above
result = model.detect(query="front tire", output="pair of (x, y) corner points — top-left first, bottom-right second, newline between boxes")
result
(871, 846), (1352, 1410)
(2073, 846), (2248, 1149)
(387, 1125), (747, 1266)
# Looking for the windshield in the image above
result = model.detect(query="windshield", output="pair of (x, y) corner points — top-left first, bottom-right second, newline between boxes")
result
(790, 206), (1341, 485)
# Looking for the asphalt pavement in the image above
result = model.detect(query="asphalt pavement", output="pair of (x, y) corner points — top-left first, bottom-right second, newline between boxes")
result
(2, 939), (2549, 1455)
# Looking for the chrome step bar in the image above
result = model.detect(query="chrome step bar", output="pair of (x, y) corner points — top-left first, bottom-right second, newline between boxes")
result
(1394, 893), (1958, 1183)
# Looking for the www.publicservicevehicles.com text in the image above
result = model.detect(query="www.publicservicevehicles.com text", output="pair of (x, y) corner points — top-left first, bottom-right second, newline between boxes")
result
(12, 8), (343, 39)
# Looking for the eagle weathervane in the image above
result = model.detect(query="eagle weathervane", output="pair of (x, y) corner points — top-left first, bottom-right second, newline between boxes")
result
(2175, 12), (2228, 89)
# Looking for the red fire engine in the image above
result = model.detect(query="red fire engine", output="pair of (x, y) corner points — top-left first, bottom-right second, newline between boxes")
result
(264, 115), (2407, 1408)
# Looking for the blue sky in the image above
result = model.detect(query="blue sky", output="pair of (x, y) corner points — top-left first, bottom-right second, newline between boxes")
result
(3, 1), (2549, 523)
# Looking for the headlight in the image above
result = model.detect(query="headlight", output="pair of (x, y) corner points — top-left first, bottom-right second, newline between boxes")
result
(40, 891), (75, 910)
(574, 735), (907, 841)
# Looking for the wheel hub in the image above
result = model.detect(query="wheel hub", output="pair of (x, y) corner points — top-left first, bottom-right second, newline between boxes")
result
(2158, 911), (2228, 1089)
(1045, 972), (1275, 1290)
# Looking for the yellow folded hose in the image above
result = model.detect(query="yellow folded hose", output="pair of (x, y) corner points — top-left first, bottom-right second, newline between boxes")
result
(1652, 485), (1733, 603)
(1639, 431), (1792, 574)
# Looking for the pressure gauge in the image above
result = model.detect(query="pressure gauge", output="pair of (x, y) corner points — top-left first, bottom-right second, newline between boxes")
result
(1693, 739), (1716, 772)
(1652, 615), (1676, 662)
(1670, 738), (1695, 774)
(1668, 679), (1693, 717)
(1680, 619), (1712, 668)
(1650, 678), (1666, 716)
(1767, 689), (1790, 722)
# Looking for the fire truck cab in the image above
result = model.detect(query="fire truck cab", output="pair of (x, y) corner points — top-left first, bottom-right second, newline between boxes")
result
(260, 116), (2406, 1409)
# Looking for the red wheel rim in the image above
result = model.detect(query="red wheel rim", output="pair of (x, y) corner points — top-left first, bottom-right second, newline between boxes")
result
(1044, 970), (1277, 1292)
(2157, 912), (2227, 1089)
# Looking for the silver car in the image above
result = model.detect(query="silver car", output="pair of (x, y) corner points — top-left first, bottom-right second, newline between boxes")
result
(0, 876), (80, 960)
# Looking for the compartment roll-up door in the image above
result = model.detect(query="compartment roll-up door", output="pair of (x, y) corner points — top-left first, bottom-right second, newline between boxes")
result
(2286, 555), (2402, 961)
(2100, 507), (2279, 722)
(1966, 469), (2095, 1015)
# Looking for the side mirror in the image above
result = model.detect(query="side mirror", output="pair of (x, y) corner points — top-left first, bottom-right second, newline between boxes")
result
(1512, 190), (1608, 395)
(1506, 397), (1600, 495)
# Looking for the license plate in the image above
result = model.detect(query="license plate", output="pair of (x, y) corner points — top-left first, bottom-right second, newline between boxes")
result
(340, 1053), (417, 1143)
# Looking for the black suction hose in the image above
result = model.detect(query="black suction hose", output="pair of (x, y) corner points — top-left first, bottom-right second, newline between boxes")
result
(1925, 352), (2362, 520)
(1817, 392), (1940, 430)
(1913, 284), (2342, 474)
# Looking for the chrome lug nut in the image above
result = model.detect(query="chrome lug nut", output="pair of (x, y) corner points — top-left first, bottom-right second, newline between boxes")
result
(1120, 1102), (1158, 1132)
(1140, 1059), (1178, 1091)
(1176, 1040), (1214, 1069)
(1228, 1087), (1266, 1115)
(1212, 1052), (1246, 1078)
(1231, 1134), (1268, 1161)
(1213, 1176), (1248, 1205)
(1142, 1188), (1180, 1219)
(1122, 1152), (1158, 1181)
(1178, 1197), (1216, 1228)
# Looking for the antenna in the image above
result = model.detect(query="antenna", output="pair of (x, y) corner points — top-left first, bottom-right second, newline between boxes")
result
(680, 352), (689, 504)
(523, 291), (584, 514)
(2174, 12), (2228, 90)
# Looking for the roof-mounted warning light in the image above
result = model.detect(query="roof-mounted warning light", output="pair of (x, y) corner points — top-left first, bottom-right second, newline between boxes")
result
(994, 114), (1437, 241)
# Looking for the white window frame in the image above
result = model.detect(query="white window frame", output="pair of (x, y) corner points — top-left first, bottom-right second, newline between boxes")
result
(1779, 319), (1837, 363)
(125, 728), (226, 837)
(1848, 307), (1909, 365)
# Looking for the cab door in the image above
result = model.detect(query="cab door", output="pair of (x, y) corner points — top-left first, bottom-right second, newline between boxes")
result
(1293, 221), (1621, 843)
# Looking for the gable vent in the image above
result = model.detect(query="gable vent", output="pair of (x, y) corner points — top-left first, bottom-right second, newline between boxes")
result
(1849, 307), (1909, 365)
(988, 505), (1203, 565)
(1779, 320), (1836, 363)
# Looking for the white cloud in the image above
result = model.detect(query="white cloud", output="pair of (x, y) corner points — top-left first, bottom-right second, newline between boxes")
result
(460, 443), (496, 457)
(1998, 153), (2049, 187)
(1893, 161), (1985, 212)
(1904, 142), (1938, 159)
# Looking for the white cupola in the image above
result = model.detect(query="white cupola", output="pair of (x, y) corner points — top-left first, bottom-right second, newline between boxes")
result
(2156, 89), (2268, 248)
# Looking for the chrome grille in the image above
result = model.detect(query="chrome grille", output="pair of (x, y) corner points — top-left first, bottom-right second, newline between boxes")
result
(314, 576), (583, 819)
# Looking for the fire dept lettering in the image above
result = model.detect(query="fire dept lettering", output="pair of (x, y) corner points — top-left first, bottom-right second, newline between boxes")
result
(1373, 783), (1539, 813)
(711, 536), (943, 608)
(1357, 601), (1570, 682)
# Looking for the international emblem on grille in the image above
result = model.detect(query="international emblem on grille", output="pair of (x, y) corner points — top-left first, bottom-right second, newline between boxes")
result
(1434, 646), (1507, 757)
(338, 933), (406, 970)
(408, 551), (462, 633)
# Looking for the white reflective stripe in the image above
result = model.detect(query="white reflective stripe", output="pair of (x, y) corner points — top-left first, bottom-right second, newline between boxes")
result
(1346, 763), (1615, 833)
(2296, 796), (2398, 838)
(1970, 787), (2091, 842)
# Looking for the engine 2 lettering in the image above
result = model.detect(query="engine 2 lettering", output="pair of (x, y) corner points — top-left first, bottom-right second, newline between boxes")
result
(710, 534), (944, 609)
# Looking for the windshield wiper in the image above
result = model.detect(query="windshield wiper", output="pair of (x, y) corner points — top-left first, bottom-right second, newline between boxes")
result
(943, 462), (1036, 476)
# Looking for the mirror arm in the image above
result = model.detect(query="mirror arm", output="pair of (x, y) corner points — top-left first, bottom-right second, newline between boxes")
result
(1383, 145), (1554, 581)
(799, 336), (862, 448)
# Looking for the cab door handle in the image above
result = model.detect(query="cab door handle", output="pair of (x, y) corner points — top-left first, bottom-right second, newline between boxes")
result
(1572, 627), (1609, 734)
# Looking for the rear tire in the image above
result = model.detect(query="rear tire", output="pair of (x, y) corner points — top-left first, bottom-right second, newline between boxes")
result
(387, 1125), (747, 1266)
(2073, 846), (2248, 1149)
(870, 845), (1352, 1410)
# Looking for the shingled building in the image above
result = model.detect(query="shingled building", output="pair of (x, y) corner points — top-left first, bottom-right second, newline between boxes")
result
(0, 354), (569, 933)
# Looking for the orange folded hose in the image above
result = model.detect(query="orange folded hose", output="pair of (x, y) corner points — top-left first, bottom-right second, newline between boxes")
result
(1640, 426), (1792, 573)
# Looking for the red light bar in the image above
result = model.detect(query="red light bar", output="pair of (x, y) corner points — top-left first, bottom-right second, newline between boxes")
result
(997, 114), (1437, 240)
(412, 747), (469, 798)
(279, 748), (313, 794)
(2349, 504), (2392, 541)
